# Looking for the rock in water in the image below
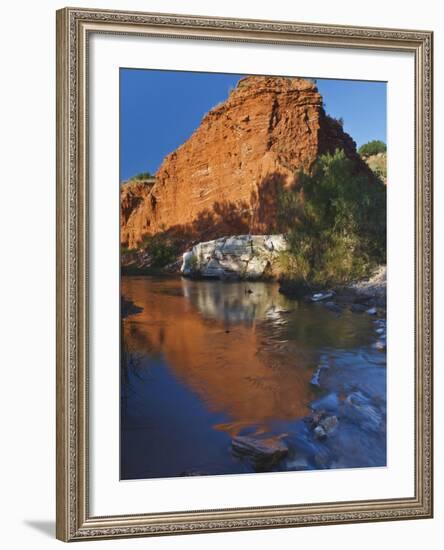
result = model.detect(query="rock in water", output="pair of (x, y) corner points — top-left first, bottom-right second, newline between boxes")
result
(308, 412), (339, 440)
(181, 234), (287, 279)
(231, 435), (288, 470)
(374, 340), (386, 351)
(320, 415), (339, 434)
(313, 425), (327, 440)
(311, 291), (334, 302)
(120, 76), (374, 249)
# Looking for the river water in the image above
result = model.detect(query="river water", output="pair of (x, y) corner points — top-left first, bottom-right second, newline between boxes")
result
(121, 276), (386, 480)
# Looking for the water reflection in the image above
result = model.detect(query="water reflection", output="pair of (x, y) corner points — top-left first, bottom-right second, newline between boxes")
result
(181, 278), (290, 327)
(121, 276), (378, 479)
(122, 278), (316, 433)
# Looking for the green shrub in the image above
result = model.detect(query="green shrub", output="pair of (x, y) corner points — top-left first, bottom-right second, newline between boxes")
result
(358, 140), (387, 157)
(130, 171), (153, 180)
(278, 149), (386, 287)
(120, 245), (132, 255)
(141, 234), (177, 267)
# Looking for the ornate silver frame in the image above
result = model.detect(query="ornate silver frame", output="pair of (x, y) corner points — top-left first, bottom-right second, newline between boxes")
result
(56, 7), (433, 542)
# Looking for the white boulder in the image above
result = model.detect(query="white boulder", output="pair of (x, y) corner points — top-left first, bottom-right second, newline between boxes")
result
(181, 234), (287, 279)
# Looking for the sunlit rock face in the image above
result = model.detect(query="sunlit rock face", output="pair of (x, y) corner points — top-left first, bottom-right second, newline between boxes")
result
(181, 234), (287, 280)
(121, 76), (370, 249)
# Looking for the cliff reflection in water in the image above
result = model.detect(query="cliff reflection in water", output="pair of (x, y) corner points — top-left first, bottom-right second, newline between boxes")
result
(122, 277), (315, 430)
(121, 276), (378, 479)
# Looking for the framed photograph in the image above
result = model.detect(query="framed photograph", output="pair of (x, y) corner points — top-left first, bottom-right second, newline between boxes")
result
(56, 7), (433, 541)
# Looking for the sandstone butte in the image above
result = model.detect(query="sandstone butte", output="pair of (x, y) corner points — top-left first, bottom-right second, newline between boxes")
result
(121, 75), (375, 250)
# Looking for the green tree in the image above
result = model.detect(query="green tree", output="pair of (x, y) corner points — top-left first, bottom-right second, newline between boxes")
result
(140, 234), (177, 267)
(358, 140), (387, 157)
(278, 149), (386, 288)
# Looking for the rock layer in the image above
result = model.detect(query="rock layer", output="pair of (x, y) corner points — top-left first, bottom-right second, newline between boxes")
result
(121, 76), (372, 249)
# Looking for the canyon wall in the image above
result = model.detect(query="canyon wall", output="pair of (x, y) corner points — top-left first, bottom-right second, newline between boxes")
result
(121, 76), (372, 249)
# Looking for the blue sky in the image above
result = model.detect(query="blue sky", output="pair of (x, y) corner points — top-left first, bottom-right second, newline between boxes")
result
(120, 69), (386, 182)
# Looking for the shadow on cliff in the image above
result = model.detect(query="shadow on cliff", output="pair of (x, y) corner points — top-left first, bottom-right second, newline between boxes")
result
(159, 172), (292, 252)
(250, 172), (295, 234)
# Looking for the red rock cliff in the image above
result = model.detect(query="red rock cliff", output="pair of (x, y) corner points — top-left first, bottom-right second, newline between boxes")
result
(121, 76), (371, 249)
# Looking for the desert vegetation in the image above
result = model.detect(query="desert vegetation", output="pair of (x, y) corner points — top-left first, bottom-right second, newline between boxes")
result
(358, 140), (386, 157)
(129, 171), (153, 180)
(278, 149), (386, 292)
(139, 234), (178, 267)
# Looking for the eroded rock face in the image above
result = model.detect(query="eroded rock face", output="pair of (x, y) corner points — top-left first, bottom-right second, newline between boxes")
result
(120, 179), (156, 247)
(181, 234), (287, 279)
(121, 76), (371, 249)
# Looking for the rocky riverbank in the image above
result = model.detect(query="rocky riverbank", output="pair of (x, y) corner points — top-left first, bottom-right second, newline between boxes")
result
(316, 265), (386, 322)
(123, 233), (386, 325)
(229, 357), (386, 473)
(179, 234), (386, 318)
(280, 265), (386, 314)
